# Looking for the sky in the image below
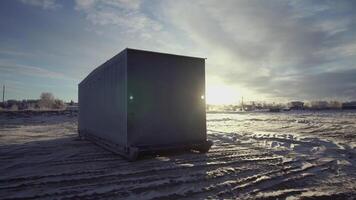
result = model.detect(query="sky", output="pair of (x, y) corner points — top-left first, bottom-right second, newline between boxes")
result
(0, 0), (356, 104)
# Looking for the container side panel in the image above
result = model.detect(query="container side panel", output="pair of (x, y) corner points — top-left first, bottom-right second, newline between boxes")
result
(78, 86), (82, 131)
(127, 50), (206, 147)
(79, 51), (127, 146)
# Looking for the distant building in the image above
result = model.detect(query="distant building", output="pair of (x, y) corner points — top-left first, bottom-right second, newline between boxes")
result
(243, 104), (255, 111)
(19, 99), (39, 110)
(66, 104), (78, 111)
(328, 101), (342, 109)
(310, 101), (329, 109)
(342, 101), (356, 110)
(288, 101), (304, 110)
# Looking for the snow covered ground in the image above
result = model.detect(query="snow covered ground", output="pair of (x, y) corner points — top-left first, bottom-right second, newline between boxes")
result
(0, 110), (355, 199)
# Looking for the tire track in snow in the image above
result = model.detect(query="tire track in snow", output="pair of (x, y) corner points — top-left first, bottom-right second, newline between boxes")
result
(1, 112), (356, 200)
(0, 153), (282, 194)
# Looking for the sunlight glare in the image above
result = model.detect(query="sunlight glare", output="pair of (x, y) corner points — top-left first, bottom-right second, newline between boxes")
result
(206, 85), (240, 105)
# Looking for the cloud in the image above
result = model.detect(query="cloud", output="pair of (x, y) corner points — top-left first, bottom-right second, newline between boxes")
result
(75, 0), (141, 11)
(19, 0), (61, 10)
(0, 49), (33, 57)
(11, 0), (356, 101)
(0, 63), (73, 80)
(160, 0), (356, 100)
(74, 0), (161, 33)
(237, 69), (356, 101)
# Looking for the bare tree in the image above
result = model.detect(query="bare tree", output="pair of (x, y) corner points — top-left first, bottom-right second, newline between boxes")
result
(53, 99), (66, 110)
(38, 92), (55, 109)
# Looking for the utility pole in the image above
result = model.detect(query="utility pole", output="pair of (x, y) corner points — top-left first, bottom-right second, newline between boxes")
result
(2, 85), (5, 103)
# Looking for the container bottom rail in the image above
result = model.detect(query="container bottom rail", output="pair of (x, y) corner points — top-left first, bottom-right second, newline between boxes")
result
(79, 130), (213, 161)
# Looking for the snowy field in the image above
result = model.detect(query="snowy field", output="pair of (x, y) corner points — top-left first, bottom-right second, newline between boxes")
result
(0, 110), (355, 199)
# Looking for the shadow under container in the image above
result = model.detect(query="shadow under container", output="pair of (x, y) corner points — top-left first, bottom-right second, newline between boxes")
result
(78, 48), (212, 161)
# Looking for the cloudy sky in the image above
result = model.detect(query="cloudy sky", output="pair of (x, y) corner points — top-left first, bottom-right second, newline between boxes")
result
(1, 0), (356, 104)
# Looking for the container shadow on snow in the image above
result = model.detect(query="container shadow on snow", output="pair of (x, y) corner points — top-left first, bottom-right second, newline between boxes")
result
(0, 134), (211, 200)
(2, 132), (353, 199)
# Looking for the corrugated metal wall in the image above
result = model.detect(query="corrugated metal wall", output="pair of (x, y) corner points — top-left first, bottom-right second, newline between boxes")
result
(79, 48), (206, 149)
(127, 49), (206, 147)
(79, 50), (127, 146)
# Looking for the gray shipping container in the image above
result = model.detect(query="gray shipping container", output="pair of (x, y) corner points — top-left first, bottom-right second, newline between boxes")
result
(78, 48), (212, 160)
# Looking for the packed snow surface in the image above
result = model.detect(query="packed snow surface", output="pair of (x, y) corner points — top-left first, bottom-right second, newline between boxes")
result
(0, 110), (355, 199)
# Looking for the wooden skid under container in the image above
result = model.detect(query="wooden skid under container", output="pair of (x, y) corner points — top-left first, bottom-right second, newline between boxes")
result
(78, 48), (212, 161)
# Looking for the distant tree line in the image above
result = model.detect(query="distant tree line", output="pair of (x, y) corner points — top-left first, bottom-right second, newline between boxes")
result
(207, 100), (356, 112)
(0, 92), (73, 111)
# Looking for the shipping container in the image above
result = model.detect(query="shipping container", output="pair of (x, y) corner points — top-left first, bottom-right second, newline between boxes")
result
(78, 48), (212, 161)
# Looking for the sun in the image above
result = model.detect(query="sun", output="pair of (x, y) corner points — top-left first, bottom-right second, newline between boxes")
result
(206, 85), (240, 105)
